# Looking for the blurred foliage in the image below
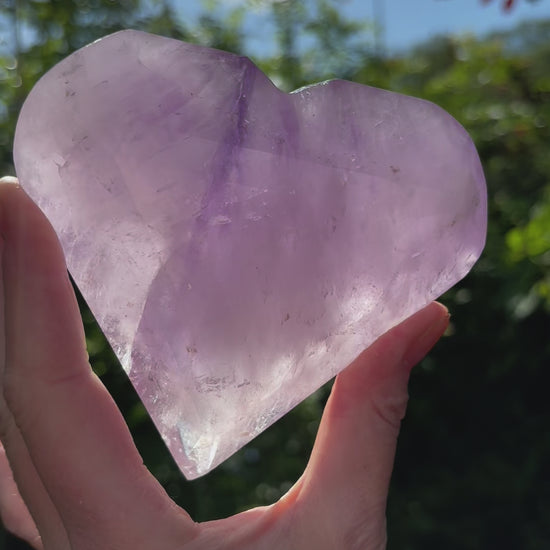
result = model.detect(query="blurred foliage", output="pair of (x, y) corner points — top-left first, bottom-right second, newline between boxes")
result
(1, 1), (549, 549)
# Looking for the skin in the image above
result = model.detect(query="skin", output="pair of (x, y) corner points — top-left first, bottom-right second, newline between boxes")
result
(0, 175), (449, 549)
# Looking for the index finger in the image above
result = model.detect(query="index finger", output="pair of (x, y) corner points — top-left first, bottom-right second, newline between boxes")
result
(0, 178), (197, 547)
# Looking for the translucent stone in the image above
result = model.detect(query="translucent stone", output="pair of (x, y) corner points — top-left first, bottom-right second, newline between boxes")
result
(14, 30), (486, 479)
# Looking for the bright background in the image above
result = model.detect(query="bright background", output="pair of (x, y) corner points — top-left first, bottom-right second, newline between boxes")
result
(174, 0), (550, 54)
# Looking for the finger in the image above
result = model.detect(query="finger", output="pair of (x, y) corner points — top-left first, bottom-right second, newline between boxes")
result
(284, 302), (449, 547)
(0, 412), (69, 550)
(0, 182), (70, 550)
(0, 178), (197, 547)
(0, 443), (42, 549)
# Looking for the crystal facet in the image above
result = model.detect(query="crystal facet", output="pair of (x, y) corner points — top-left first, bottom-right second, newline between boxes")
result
(14, 30), (487, 479)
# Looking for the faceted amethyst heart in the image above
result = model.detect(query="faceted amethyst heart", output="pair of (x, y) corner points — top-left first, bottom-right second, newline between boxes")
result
(14, 30), (486, 479)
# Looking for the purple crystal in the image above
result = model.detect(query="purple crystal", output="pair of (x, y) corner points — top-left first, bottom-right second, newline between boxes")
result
(13, 30), (486, 479)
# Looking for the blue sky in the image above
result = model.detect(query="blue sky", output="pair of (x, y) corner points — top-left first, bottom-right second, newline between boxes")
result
(360, 0), (550, 52)
(174, 0), (550, 55)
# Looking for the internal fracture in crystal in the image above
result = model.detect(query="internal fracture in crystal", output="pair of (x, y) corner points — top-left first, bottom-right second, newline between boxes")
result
(14, 30), (487, 479)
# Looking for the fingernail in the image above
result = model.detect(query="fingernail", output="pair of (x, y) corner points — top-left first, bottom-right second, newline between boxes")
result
(0, 176), (20, 187)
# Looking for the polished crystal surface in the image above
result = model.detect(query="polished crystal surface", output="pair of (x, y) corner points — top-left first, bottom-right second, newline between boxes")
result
(13, 30), (487, 479)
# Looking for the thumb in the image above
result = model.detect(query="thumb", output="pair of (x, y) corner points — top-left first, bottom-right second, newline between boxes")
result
(289, 302), (449, 547)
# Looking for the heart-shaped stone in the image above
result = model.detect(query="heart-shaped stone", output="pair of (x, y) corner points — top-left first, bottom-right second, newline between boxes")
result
(14, 30), (486, 479)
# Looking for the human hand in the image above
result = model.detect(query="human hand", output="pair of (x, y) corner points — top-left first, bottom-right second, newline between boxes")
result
(0, 176), (449, 549)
